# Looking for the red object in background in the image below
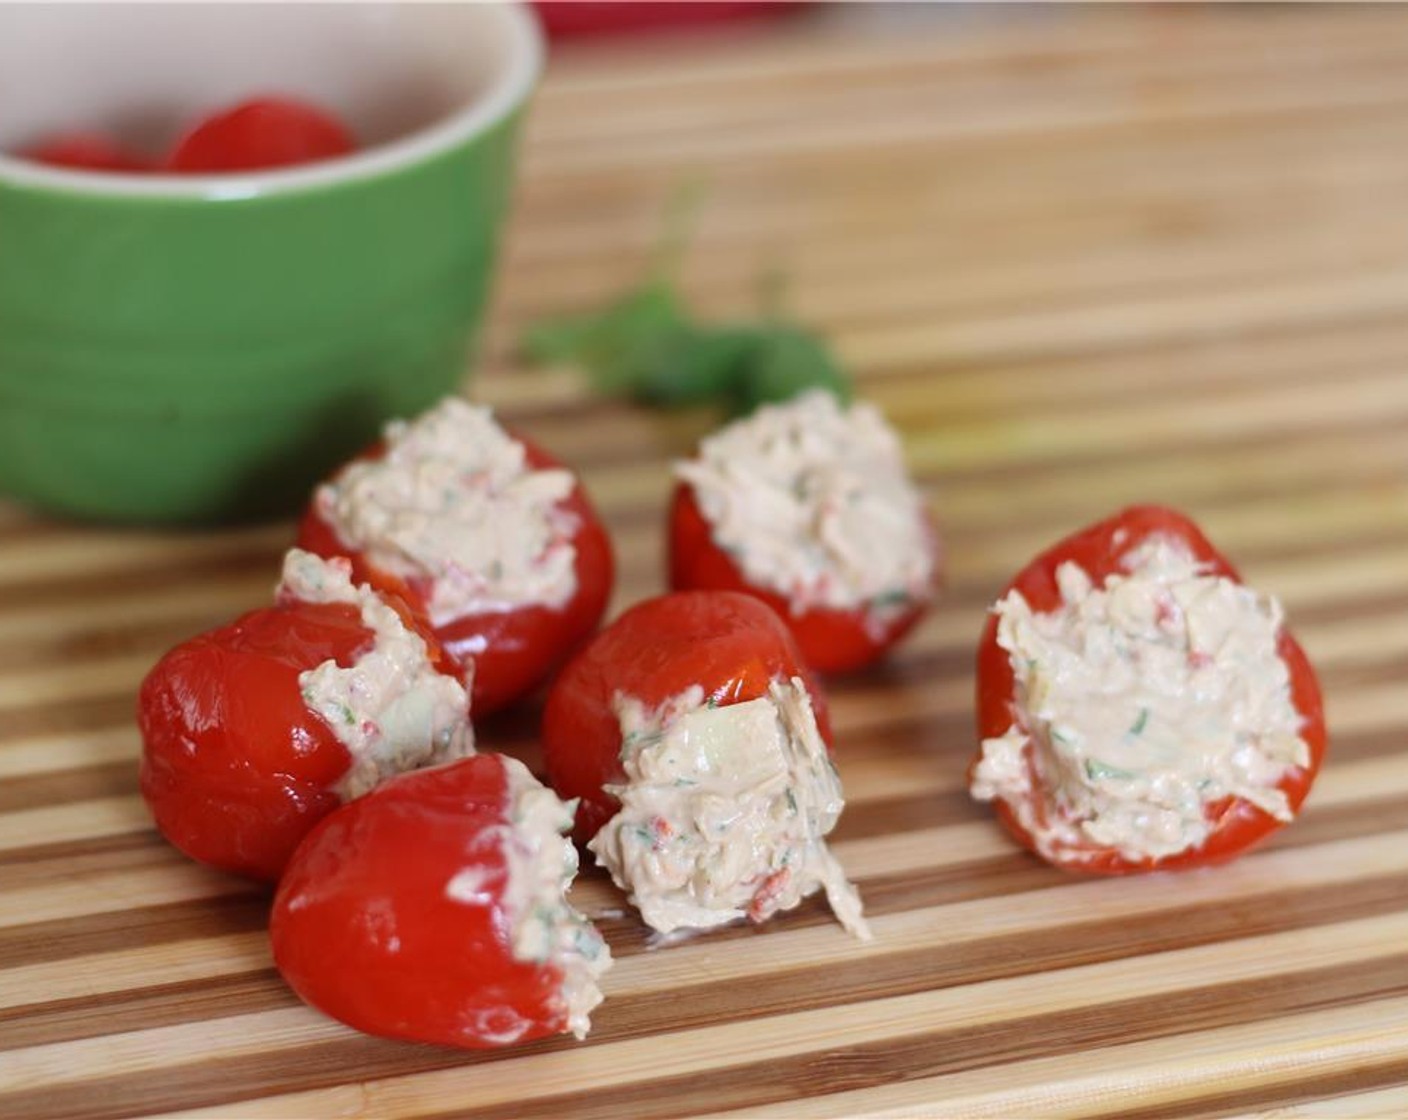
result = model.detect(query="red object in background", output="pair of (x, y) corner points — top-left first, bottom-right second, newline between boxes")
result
(298, 434), (615, 717)
(970, 504), (1328, 876)
(19, 132), (152, 173)
(543, 590), (832, 841)
(166, 97), (356, 173)
(17, 97), (355, 175)
(534, 1), (796, 39)
(271, 754), (586, 1050)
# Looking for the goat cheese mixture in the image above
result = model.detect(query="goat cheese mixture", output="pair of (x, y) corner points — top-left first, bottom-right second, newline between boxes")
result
(444, 757), (610, 1042)
(278, 549), (474, 800)
(589, 677), (870, 939)
(314, 397), (580, 626)
(676, 391), (935, 632)
(969, 536), (1310, 864)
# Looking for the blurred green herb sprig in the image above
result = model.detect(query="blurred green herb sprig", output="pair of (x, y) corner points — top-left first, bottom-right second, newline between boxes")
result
(519, 194), (851, 415)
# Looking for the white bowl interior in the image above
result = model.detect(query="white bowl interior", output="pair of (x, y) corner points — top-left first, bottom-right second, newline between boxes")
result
(0, 3), (533, 162)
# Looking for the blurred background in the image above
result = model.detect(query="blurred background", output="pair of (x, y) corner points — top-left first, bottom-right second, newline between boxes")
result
(6, 2), (1406, 525)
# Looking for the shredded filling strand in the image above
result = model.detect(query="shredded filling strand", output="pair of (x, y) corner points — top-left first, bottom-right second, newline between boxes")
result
(315, 398), (580, 625)
(279, 549), (474, 800)
(444, 757), (610, 1040)
(589, 677), (870, 939)
(676, 390), (933, 628)
(970, 536), (1310, 863)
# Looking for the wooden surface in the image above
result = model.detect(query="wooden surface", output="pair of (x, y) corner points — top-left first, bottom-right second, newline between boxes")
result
(6, 6), (1408, 1117)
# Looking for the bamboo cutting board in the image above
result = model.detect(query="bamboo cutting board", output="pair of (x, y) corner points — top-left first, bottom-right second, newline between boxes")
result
(6, 7), (1408, 1117)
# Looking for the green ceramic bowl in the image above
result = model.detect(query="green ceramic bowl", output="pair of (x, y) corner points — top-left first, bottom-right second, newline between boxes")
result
(0, 4), (542, 523)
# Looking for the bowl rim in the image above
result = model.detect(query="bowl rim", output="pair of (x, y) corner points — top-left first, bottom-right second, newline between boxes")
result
(0, 3), (543, 200)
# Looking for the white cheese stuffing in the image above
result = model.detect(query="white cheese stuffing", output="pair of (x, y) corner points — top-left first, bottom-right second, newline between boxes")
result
(970, 536), (1311, 865)
(314, 397), (580, 626)
(675, 390), (934, 631)
(444, 757), (611, 1040)
(589, 678), (870, 940)
(278, 549), (474, 801)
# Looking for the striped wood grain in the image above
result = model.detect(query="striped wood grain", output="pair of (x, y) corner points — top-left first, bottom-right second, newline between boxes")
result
(5, 6), (1408, 1118)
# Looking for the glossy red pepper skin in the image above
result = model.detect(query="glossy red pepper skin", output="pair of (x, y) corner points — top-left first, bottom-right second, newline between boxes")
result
(165, 97), (355, 172)
(668, 481), (940, 675)
(298, 434), (614, 717)
(971, 505), (1328, 875)
(543, 590), (833, 842)
(138, 583), (458, 881)
(138, 600), (368, 881)
(270, 754), (581, 1049)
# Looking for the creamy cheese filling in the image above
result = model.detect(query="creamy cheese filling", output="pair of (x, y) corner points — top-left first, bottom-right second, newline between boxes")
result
(444, 757), (611, 1041)
(278, 549), (474, 801)
(676, 390), (934, 629)
(314, 397), (580, 625)
(970, 536), (1310, 864)
(588, 678), (870, 939)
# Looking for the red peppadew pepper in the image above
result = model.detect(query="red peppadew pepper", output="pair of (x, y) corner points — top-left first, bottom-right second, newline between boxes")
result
(299, 433), (614, 717)
(137, 556), (465, 881)
(542, 590), (832, 841)
(668, 482), (940, 675)
(971, 505), (1327, 875)
(165, 97), (355, 173)
(19, 132), (152, 172)
(270, 753), (609, 1049)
